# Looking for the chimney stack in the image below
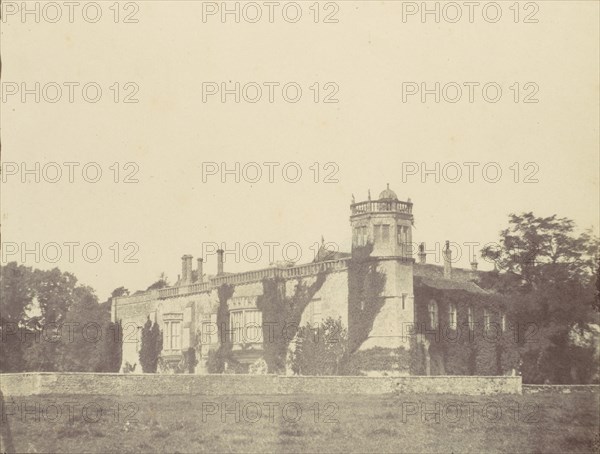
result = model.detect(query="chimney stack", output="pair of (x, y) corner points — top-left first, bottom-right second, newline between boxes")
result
(217, 249), (224, 275)
(181, 255), (193, 284)
(197, 258), (204, 283)
(443, 241), (452, 279)
(418, 243), (427, 264)
(470, 255), (478, 271)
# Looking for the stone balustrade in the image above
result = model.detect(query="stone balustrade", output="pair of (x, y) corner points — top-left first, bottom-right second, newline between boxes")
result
(211, 267), (279, 286)
(114, 258), (351, 306)
(351, 200), (412, 216)
(280, 258), (349, 278)
(157, 282), (211, 299)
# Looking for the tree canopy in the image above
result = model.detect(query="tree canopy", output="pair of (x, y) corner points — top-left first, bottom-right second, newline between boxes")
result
(480, 213), (599, 383)
(0, 263), (123, 373)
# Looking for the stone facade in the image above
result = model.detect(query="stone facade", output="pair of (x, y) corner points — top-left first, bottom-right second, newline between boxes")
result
(113, 186), (513, 375)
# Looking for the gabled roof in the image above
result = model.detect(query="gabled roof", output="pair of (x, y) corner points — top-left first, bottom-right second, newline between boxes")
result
(413, 263), (490, 294)
(414, 275), (490, 294)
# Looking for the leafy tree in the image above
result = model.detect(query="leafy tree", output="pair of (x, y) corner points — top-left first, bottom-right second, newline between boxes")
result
(28, 283), (122, 373)
(139, 317), (163, 373)
(0, 263), (34, 324)
(53, 285), (105, 372)
(1, 263), (124, 373)
(55, 285), (122, 373)
(103, 320), (123, 372)
(23, 268), (80, 371)
(481, 213), (599, 383)
(30, 268), (78, 326)
(0, 263), (35, 372)
(292, 317), (349, 375)
(481, 214), (598, 291)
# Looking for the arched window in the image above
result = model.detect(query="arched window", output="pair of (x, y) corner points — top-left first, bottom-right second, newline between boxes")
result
(428, 300), (438, 330)
(448, 303), (457, 330)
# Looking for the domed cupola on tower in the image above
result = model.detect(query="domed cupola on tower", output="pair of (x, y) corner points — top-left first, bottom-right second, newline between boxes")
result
(379, 184), (398, 201)
(350, 184), (413, 258)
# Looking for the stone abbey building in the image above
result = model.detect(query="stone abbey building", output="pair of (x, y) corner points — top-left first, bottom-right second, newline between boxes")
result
(113, 186), (517, 375)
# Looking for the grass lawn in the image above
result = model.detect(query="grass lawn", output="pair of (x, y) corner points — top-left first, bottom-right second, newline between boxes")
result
(3, 392), (599, 453)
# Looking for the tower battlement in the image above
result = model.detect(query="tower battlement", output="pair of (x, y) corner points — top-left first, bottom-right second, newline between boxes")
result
(350, 199), (412, 217)
(350, 185), (413, 260)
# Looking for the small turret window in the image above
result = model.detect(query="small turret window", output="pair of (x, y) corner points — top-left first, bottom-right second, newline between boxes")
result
(374, 224), (390, 242)
(382, 225), (390, 242)
(467, 306), (474, 331)
(428, 300), (438, 330)
(448, 303), (457, 329)
(397, 225), (404, 245)
(483, 309), (491, 331)
(354, 226), (368, 246)
(374, 225), (382, 242)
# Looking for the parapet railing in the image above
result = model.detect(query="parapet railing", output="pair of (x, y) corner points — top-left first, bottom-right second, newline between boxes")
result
(211, 267), (279, 286)
(279, 258), (350, 278)
(115, 258), (351, 305)
(158, 281), (211, 299)
(351, 200), (412, 215)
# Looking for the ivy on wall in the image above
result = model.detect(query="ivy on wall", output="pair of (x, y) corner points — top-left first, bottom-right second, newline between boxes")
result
(407, 337), (426, 375)
(256, 273), (327, 373)
(412, 284), (519, 376)
(206, 284), (241, 373)
(347, 243), (387, 354)
(202, 255), (520, 377)
(343, 347), (399, 374)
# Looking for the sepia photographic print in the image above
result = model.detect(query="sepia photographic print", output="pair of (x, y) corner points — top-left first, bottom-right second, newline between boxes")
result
(0, 1), (599, 453)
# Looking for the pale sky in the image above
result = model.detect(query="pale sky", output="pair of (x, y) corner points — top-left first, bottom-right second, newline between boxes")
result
(1, 1), (598, 300)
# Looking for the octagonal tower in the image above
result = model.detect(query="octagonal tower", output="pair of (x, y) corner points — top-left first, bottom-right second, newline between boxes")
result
(350, 185), (415, 351)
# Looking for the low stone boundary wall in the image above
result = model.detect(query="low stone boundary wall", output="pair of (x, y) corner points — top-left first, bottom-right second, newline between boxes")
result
(523, 384), (599, 394)
(393, 376), (522, 395)
(0, 373), (522, 397)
